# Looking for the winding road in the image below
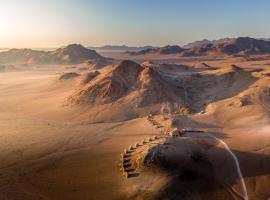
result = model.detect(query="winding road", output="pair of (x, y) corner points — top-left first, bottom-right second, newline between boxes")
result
(186, 132), (248, 200)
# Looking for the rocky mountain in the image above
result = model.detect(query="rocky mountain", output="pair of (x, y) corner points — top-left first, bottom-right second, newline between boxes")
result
(127, 37), (270, 57)
(67, 60), (188, 116)
(66, 60), (256, 121)
(182, 37), (270, 56)
(183, 39), (212, 49)
(183, 38), (232, 49)
(127, 45), (184, 56)
(0, 44), (113, 66)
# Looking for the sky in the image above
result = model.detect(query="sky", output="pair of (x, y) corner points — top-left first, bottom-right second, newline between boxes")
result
(0, 0), (270, 48)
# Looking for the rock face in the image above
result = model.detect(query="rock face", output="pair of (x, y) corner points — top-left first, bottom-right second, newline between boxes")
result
(127, 45), (184, 56)
(182, 37), (270, 56)
(0, 44), (113, 65)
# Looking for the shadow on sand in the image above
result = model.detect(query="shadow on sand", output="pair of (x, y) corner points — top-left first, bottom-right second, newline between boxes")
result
(138, 133), (270, 200)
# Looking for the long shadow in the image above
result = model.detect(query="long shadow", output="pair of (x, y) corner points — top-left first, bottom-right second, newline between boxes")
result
(171, 115), (227, 139)
(141, 135), (270, 200)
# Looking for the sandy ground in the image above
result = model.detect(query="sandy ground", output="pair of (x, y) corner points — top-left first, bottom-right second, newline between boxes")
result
(0, 61), (270, 199)
(100, 51), (270, 69)
(0, 111), (164, 200)
(0, 70), (165, 199)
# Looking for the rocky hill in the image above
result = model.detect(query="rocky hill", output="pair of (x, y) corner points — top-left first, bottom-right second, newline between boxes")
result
(126, 37), (270, 57)
(66, 60), (256, 121)
(183, 38), (231, 49)
(0, 44), (113, 66)
(182, 37), (270, 56)
(67, 60), (188, 117)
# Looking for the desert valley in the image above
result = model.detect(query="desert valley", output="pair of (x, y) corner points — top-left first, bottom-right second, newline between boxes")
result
(0, 36), (270, 200)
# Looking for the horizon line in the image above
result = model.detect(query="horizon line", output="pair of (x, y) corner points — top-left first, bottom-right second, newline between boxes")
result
(1, 36), (269, 49)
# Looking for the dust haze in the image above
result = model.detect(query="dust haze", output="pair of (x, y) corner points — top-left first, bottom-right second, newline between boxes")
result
(1, 37), (270, 200)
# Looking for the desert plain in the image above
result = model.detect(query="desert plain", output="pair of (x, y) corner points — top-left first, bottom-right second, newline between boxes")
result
(0, 38), (270, 200)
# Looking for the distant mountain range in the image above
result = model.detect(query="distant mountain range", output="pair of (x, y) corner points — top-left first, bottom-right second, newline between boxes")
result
(182, 37), (270, 49)
(182, 38), (232, 49)
(127, 37), (270, 57)
(182, 37), (270, 56)
(0, 44), (113, 66)
(1, 37), (270, 65)
(88, 45), (158, 52)
(127, 45), (184, 56)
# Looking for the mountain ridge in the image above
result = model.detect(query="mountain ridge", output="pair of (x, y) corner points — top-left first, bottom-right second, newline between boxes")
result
(127, 37), (270, 57)
(0, 44), (113, 65)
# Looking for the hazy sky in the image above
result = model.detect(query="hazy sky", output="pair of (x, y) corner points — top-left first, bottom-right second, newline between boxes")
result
(0, 0), (270, 48)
